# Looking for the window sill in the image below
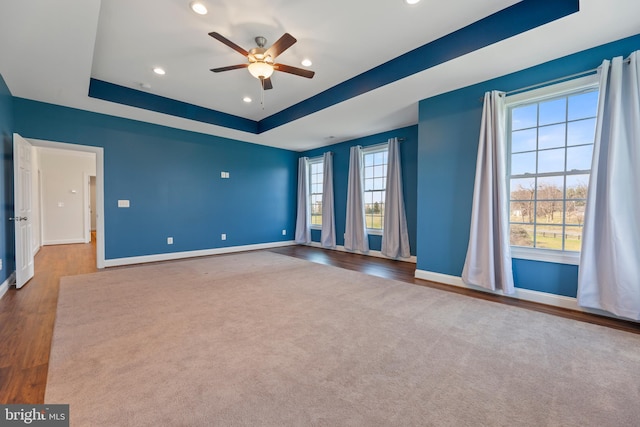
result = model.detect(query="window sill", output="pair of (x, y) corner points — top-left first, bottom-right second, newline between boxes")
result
(310, 225), (321, 230)
(367, 229), (383, 236)
(511, 246), (580, 266)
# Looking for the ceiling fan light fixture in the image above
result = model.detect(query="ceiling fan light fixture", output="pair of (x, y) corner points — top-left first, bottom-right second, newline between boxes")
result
(189, 1), (208, 15)
(301, 58), (312, 67)
(248, 62), (274, 79)
(153, 67), (166, 75)
(405, 0), (421, 5)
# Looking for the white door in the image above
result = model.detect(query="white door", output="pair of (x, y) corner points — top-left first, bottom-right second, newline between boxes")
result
(13, 133), (34, 288)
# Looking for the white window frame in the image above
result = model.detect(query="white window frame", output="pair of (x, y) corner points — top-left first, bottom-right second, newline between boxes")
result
(361, 144), (388, 235)
(308, 156), (323, 230)
(505, 74), (599, 265)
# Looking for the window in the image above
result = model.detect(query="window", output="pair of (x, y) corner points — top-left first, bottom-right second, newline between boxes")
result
(506, 75), (599, 264)
(362, 146), (388, 232)
(308, 157), (323, 227)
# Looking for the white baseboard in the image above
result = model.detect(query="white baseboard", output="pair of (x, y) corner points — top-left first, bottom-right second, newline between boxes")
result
(305, 242), (417, 263)
(43, 238), (86, 245)
(414, 269), (634, 321)
(104, 240), (297, 267)
(0, 271), (16, 300)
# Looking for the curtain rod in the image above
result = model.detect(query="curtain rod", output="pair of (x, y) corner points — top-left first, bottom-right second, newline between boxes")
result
(480, 57), (632, 101)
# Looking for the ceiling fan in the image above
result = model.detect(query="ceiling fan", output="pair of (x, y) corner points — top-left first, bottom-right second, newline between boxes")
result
(209, 32), (315, 90)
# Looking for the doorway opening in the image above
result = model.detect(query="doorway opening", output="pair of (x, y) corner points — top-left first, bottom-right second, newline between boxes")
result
(22, 138), (105, 269)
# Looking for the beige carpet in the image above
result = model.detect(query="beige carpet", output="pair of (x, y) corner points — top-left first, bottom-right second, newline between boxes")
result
(46, 251), (640, 426)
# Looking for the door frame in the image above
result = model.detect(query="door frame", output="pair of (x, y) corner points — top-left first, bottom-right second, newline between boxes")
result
(26, 138), (105, 269)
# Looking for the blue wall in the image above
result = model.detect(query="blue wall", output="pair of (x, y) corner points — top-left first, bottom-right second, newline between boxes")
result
(13, 99), (298, 260)
(417, 34), (640, 297)
(0, 74), (14, 282)
(301, 126), (418, 256)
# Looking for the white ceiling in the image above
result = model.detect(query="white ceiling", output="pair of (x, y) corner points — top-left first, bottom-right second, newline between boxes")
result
(1, 0), (638, 151)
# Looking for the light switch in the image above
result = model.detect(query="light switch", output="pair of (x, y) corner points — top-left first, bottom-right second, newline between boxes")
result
(57, 202), (64, 208)
(118, 200), (130, 208)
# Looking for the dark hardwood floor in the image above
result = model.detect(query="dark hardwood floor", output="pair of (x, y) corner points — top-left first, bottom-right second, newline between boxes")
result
(1, 242), (638, 404)
(0, 241), (97, 404)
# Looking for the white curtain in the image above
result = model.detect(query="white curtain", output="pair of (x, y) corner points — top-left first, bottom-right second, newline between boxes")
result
(321, 151), (336, 248)
(381, 138), (410, 258)
(294, 157), (310, 244)
(577, 51), (640, 320)
(461, 90), (514, 294)
(344, 146), (369, 252)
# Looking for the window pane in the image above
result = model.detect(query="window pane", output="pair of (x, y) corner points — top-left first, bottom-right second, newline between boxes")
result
(536, 200), (564, 225)
(537, 176), (564, 199)
(364, 166), (373, 179)
(512, 104), (537, 130)
(566, 200), (586, 225)
(510, 201), (534, 223)
(364, 191), (373, 205)
(564, 225), (583, 251)
(511, 152), (536, 175)
(539, 98), (566, 126)
(568, 91), (598, 120)
(372, 191), (384, 203)
(383, 151), (388, 164)
(567, 118), (596, 146)
(364, 153), (373, 166)
(374, 152), (384, 165)
(365, 216), (374, 228)
(566, 145), (593, 171)
(374, 165), (384, 178)
(510, 177), (535, 199)
(510, 224), (533, 247)
(538, 123), (565, 150)
(364, 178), (373, 191)
(373, 178), (384, 190)
(536, 225), (564, 250)
(511, 129), (537, 153)
(537, 148), (565, 173)
(566, 174), (589, 199)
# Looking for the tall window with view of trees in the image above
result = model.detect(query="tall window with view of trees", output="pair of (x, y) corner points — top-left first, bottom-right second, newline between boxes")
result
(309, 158), (323, 227)
(508, 84), (598, 252)
(363, 147), (388, 231)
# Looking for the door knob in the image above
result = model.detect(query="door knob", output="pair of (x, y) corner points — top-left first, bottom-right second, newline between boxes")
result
(9, 217), (27, 221)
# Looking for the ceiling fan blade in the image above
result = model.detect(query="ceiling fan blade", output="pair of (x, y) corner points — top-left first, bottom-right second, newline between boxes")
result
(264, 33), (297, 59)
(210, 64), (249, 73)
(262, 78), (273, 90)
(273, 63), (315, 79)
(208, 32), (249, 57)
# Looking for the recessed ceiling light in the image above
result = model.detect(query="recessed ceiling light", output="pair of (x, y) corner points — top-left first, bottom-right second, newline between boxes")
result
(243, 96), (252, 103)
(405, 0), (421, 5)
(153, 67), (166, 75)
(301, 58), (312, 67)
(189, 1), (208, 15)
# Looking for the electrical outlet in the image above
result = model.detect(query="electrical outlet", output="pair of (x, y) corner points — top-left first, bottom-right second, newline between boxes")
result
(221, 233), (226, 241)
(282, 229), (286, 236)
(0, 259), (3, 271)
(167, 237), (173, 244)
